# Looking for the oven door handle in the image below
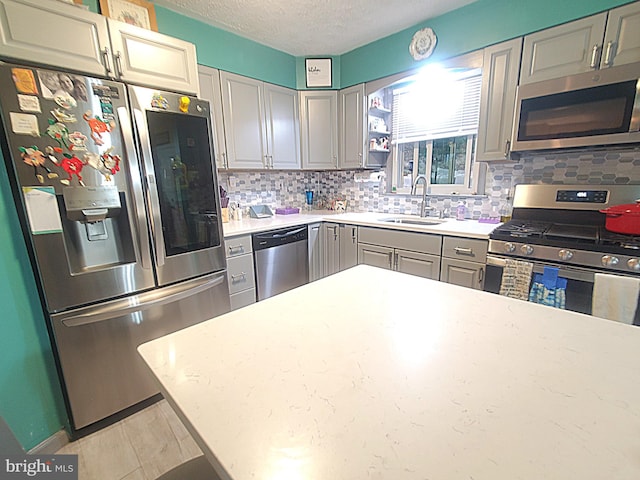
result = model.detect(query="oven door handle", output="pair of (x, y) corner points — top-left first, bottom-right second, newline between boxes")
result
(486, 255), (595, 283)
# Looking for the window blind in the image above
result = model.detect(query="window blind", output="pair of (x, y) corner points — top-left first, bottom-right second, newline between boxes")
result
(392, 74), (482, 143)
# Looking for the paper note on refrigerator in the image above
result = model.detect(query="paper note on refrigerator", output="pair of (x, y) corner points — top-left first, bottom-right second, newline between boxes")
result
(22, 186), (62, 234)
(10, 112), (40, 136)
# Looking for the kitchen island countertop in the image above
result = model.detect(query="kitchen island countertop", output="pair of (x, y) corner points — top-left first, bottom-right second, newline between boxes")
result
(139, 265), (640, 480)
(223, 211), (500, 239)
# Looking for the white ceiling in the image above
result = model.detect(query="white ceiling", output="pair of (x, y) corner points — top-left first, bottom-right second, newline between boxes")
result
(152, 0), (478, 56)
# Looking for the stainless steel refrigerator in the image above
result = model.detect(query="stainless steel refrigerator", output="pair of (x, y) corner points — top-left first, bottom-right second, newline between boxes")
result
(0, 61), (230, 433)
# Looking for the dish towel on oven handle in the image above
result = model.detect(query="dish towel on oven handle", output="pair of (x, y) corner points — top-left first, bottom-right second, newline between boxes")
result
(499, 259), (533, 300)
(592, 273), (640, 324)
(528, 266), (567, 309)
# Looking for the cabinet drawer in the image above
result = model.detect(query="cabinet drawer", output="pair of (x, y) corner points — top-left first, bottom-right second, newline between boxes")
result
(225, 235), (252, 258)
(226, 254), (255, 294)
(230, 288), (256, 311)
(358, 227), (441, 255)
(442, 236), (487, 262)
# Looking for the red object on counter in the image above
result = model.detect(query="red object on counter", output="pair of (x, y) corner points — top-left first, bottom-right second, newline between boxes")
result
(600, 200), (640, 235)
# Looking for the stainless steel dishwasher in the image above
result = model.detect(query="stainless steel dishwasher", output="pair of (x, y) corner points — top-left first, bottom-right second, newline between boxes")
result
(253, 226), (309, 300)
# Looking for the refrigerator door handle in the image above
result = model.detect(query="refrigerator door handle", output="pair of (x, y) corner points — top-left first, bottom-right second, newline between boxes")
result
(61, 273), (226, 327)
(133, 108), (167, 267)
(118, 106), (152, 270)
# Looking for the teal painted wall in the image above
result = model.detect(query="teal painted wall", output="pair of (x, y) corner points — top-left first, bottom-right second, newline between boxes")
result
(154, 6), (297, 88)
(340, 0), (635, 87)
(0, 151), (66, 450)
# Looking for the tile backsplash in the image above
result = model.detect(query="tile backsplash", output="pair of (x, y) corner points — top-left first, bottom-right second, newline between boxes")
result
(218, 148), (640, 219)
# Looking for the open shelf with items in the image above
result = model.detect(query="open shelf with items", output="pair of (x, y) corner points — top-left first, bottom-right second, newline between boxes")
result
(367, 90), (392, 167)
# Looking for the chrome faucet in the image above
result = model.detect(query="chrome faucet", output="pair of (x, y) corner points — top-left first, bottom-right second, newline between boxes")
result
(411, 174), (430, 217)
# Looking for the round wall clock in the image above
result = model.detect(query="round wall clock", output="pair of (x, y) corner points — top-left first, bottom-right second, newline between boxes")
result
(409, 27), (437, 61)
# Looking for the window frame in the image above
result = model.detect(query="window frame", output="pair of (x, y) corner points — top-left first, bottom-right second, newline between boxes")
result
(374, 50), (484, 197)
(392, 134), (476, 195)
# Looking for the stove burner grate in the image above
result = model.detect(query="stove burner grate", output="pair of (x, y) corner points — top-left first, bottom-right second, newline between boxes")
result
(600, 232), (640, 250)
(491, 221), (550, 239)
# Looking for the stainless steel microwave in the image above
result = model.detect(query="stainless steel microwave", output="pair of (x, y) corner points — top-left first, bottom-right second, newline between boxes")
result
(511, 62), (640, 152)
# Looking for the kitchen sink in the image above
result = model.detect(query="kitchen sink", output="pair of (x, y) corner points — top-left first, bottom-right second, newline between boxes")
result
(378, 217), (445, 226)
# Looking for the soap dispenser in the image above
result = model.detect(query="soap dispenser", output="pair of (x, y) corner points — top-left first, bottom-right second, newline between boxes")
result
(456, 201), (466, 221)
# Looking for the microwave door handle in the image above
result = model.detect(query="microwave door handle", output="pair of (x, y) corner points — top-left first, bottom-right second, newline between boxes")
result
(61, 273), (226, 327)
(117, 106), (152, 270)
(133, 108), (166, 267)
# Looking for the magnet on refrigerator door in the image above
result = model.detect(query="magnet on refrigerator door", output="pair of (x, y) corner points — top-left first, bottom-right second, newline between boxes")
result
(12, 68), (38, 94)
(19, 145), (59, 183)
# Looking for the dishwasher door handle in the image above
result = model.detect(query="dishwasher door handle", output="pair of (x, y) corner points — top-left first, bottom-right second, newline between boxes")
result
(256, 226), (306, 240)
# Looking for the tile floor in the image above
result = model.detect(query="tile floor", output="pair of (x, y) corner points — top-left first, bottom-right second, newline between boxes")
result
(55, 400), (202, 480)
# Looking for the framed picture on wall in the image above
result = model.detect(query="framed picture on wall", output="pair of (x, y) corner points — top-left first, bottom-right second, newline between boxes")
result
(305, 58), (332, 88)
(99, 0), (158, 31)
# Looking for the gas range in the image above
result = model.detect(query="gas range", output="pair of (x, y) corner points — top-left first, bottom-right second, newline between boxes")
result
(488, 184), (640, 275)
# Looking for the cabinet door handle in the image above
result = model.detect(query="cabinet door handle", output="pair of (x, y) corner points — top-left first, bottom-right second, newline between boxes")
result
(102, 47), (112, 75)
(454, 247), (474, 256)
(228, 245), (244, 254)
(388, 251), (394, 269)
(590, 44), (600, 69)
(504, 139), (510, 158)
(602, 41), (614, 66)
(114, 51), (124, 78)
(479, 267), (485, 283)
(231, 272), (247, 282)
(221, 152), (228, 168)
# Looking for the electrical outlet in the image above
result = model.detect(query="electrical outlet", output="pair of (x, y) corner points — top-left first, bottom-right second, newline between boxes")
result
(277, 181), (284, 191)
(228, 176), (236, 188)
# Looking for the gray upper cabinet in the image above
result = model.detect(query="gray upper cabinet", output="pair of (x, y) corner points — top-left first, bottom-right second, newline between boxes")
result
(198, 65), (227, 169)
(521, 2), (640, 85)
(0, 0), (111, 77)
(602, 2), (640, 69)
(220, 71), (300, 170)
(107, 19), (199, 95)
(299, 90), (338, 170)
(520, 14), (607, 84)
(338, 84), (365, 169)
(476, 38), (522, 162)
(263, 83), (301, 169)
(220, 72), (267, 169)
(0, 0), (199, 94)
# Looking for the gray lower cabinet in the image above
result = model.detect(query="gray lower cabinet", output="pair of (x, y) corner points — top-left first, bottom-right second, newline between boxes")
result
(439, 236), (487, 290)
(322, 222), (358, 277)
(357, 227), (441, 280)
(308, 223), (324, 282)
(225, 235), (256, 310)
(339, 224), (358, 270)
(324, 223), (340, 276)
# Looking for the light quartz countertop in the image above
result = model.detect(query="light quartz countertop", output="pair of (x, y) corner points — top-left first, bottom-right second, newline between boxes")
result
(139, 265), (640, 480)
(223, 211), (500, 239)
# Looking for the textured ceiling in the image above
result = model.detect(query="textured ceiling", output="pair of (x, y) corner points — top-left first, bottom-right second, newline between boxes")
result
(152, 0), (478, 56)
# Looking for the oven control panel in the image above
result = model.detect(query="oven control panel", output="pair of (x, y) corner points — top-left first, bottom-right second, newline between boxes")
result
(555, 190), (608, 203)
